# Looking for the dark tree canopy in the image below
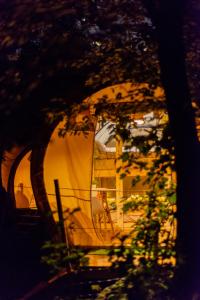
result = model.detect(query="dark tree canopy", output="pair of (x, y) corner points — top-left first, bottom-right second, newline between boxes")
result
(0, 0), (199, 149)
(0, 0), (162, 148)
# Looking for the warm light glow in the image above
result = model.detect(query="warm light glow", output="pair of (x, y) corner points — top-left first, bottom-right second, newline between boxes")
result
(14, 151), (36, 208)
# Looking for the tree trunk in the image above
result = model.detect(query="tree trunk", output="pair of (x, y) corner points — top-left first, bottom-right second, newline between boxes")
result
(144, 0), (200, 297)
(31, 122), (60, 242)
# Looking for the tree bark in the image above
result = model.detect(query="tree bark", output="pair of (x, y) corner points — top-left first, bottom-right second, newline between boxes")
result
(144, 0), (200, 297)
(31, 122), (60, 242)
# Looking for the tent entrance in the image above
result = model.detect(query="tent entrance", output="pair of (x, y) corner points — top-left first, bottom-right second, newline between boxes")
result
(92, 119), (151, 239)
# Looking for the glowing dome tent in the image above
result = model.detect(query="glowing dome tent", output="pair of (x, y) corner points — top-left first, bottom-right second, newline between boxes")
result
(1, 82), (199, 248)
(41, 83), (165, 247)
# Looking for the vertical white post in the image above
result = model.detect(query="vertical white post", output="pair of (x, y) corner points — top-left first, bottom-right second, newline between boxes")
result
(115, 136), (124, 229)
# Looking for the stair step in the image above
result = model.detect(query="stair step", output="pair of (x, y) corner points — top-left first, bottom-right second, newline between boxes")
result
(16, 214), (40, 218)
(15, 208), (40, 216)
(16, 222), (41, 227)
(16, 216), (41, 224)
(15, 208), (42, 228)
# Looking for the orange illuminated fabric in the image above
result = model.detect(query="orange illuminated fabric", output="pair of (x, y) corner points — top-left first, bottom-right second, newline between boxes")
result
(44, 125), (102, 246)
(14, 151), (36, 208)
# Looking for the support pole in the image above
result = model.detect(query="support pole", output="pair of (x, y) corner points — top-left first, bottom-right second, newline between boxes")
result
(54, 179), (72, 271)
(54, 179), (68, 246)
(116, 136), (124, 229)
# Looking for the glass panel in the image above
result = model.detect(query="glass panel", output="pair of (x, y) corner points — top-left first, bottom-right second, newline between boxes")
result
(92, 117), (153, 237)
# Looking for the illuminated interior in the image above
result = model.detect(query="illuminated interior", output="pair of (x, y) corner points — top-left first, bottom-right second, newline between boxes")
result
(43, 83), (165, 247)
(91, 111), (162, 240)
(14, 151), (36, 209)
(1, 147), (23, 191)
